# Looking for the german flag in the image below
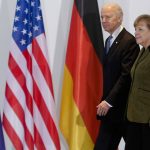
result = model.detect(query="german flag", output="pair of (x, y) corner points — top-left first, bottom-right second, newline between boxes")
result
(60, 0), (104, 149)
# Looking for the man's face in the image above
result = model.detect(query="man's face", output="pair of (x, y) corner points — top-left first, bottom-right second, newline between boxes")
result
(101, 7), (122, 34)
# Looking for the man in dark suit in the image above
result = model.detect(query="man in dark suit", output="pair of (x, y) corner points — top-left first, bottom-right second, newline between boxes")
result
(94, 3), (140, 150)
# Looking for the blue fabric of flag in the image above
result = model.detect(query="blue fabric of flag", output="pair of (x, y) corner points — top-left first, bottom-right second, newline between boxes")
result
(13, 0), (44, 52)
(0, 117), (5, 150)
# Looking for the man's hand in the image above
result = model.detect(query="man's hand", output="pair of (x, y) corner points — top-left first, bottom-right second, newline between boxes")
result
(97, 100), (111, 116)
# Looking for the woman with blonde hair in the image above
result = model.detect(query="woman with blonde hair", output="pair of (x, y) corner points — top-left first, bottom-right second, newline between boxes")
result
(125, 14), (150, 150)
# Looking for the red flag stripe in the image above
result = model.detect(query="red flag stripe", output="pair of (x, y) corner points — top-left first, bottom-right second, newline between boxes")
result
(26, 37), (60, 149)
(33, 101), (56, 149)
(3, 99), (26, 147)
(10, 40), (60, 149)
(5, 84), (25, 125)
(32, 38), (54, 97)
(34, 125), (46, 150)
(23, 48), (33, 76)
(3, 115), (23, 149)
(26, 40), (60, 149)
(7, 53), (35, 149)
(8, 54), (33, 116)
(5, 84), (34, 149)
(6, 65), (33, 130)
(33, 80), (60, 150)
(31, 37), (58, 125)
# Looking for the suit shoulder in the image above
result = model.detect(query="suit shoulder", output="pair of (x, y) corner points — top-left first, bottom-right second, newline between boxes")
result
(117, 28), (136, 43)
(123, 29), (135, 40)
(118, 29), (140, 52)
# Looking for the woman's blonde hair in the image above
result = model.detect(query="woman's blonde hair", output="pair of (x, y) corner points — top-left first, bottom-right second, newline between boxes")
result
(134, 14), (150, 30)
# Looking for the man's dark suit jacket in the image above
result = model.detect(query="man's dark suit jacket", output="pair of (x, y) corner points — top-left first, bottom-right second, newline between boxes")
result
(97, 28), (140, 123)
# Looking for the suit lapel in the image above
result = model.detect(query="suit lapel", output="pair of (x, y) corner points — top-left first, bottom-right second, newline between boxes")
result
(107, 28), (126, 56)
(137, 48), (149, 63)
(133, 48), (149, 68)
(131, 49), (145, 78)
(131, 48), (150, 79)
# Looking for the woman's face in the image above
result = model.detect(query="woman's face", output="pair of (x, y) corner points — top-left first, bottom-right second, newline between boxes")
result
(135, 21), (150, 48)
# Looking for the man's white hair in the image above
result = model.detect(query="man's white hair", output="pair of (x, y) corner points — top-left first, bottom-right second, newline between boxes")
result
(102, 3), (123, 19)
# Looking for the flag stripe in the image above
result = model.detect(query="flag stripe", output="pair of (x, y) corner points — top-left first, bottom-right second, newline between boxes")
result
(5, 84), (34, 149)
(34, 125), (46, 150)
(3, 99), (25, 148)
(3, 115), (23, 149)
(32, 38), (54, 97)
(32, 50), (56, 122)
(5, 66), (34, 148)
(6, 63), (34, 138)
(5, 84), (25, 128)
(8, 54), (33, 115)
(26, 38), (60, 149)
(10, 40), (28, 76)
(33, 102), (56, 149)
(75, 0), (104, 61)
(8, 52), (35, 148)
(23, 49), (33, 76)
(60, 66), (94, 149)
(33, 80), (60, 149)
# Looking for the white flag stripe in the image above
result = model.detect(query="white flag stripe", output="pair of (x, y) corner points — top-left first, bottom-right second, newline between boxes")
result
(23, 143), (30, 150)
(34, 146), (37, 150)
(4, 99), (25, 145)
(11, 40), (33, 99)
(7, 68), (26, 109)
(11, 40), (33, 93)
(24, 113), (34, 139)
(10, 41), (35, 137)
(7, 69), (34, 137)
(11, 40), (33, 91)
(36, 34), (49, 60)
(11, 39), (27, 74)
(28, 40), (60, 149)
(32, 56), (57, 120)
(33, 101), (56, 150)
(27, 43), (32, 56)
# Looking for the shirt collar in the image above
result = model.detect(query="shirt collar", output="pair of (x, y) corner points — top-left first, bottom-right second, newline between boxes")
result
(111, 25), (124, 40)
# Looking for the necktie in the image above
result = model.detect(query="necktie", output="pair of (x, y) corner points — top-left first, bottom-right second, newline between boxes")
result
(105, 35), (113, 54)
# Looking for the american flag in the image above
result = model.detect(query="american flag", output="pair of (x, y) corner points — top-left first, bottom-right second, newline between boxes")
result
(2, 0), (60, 149)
